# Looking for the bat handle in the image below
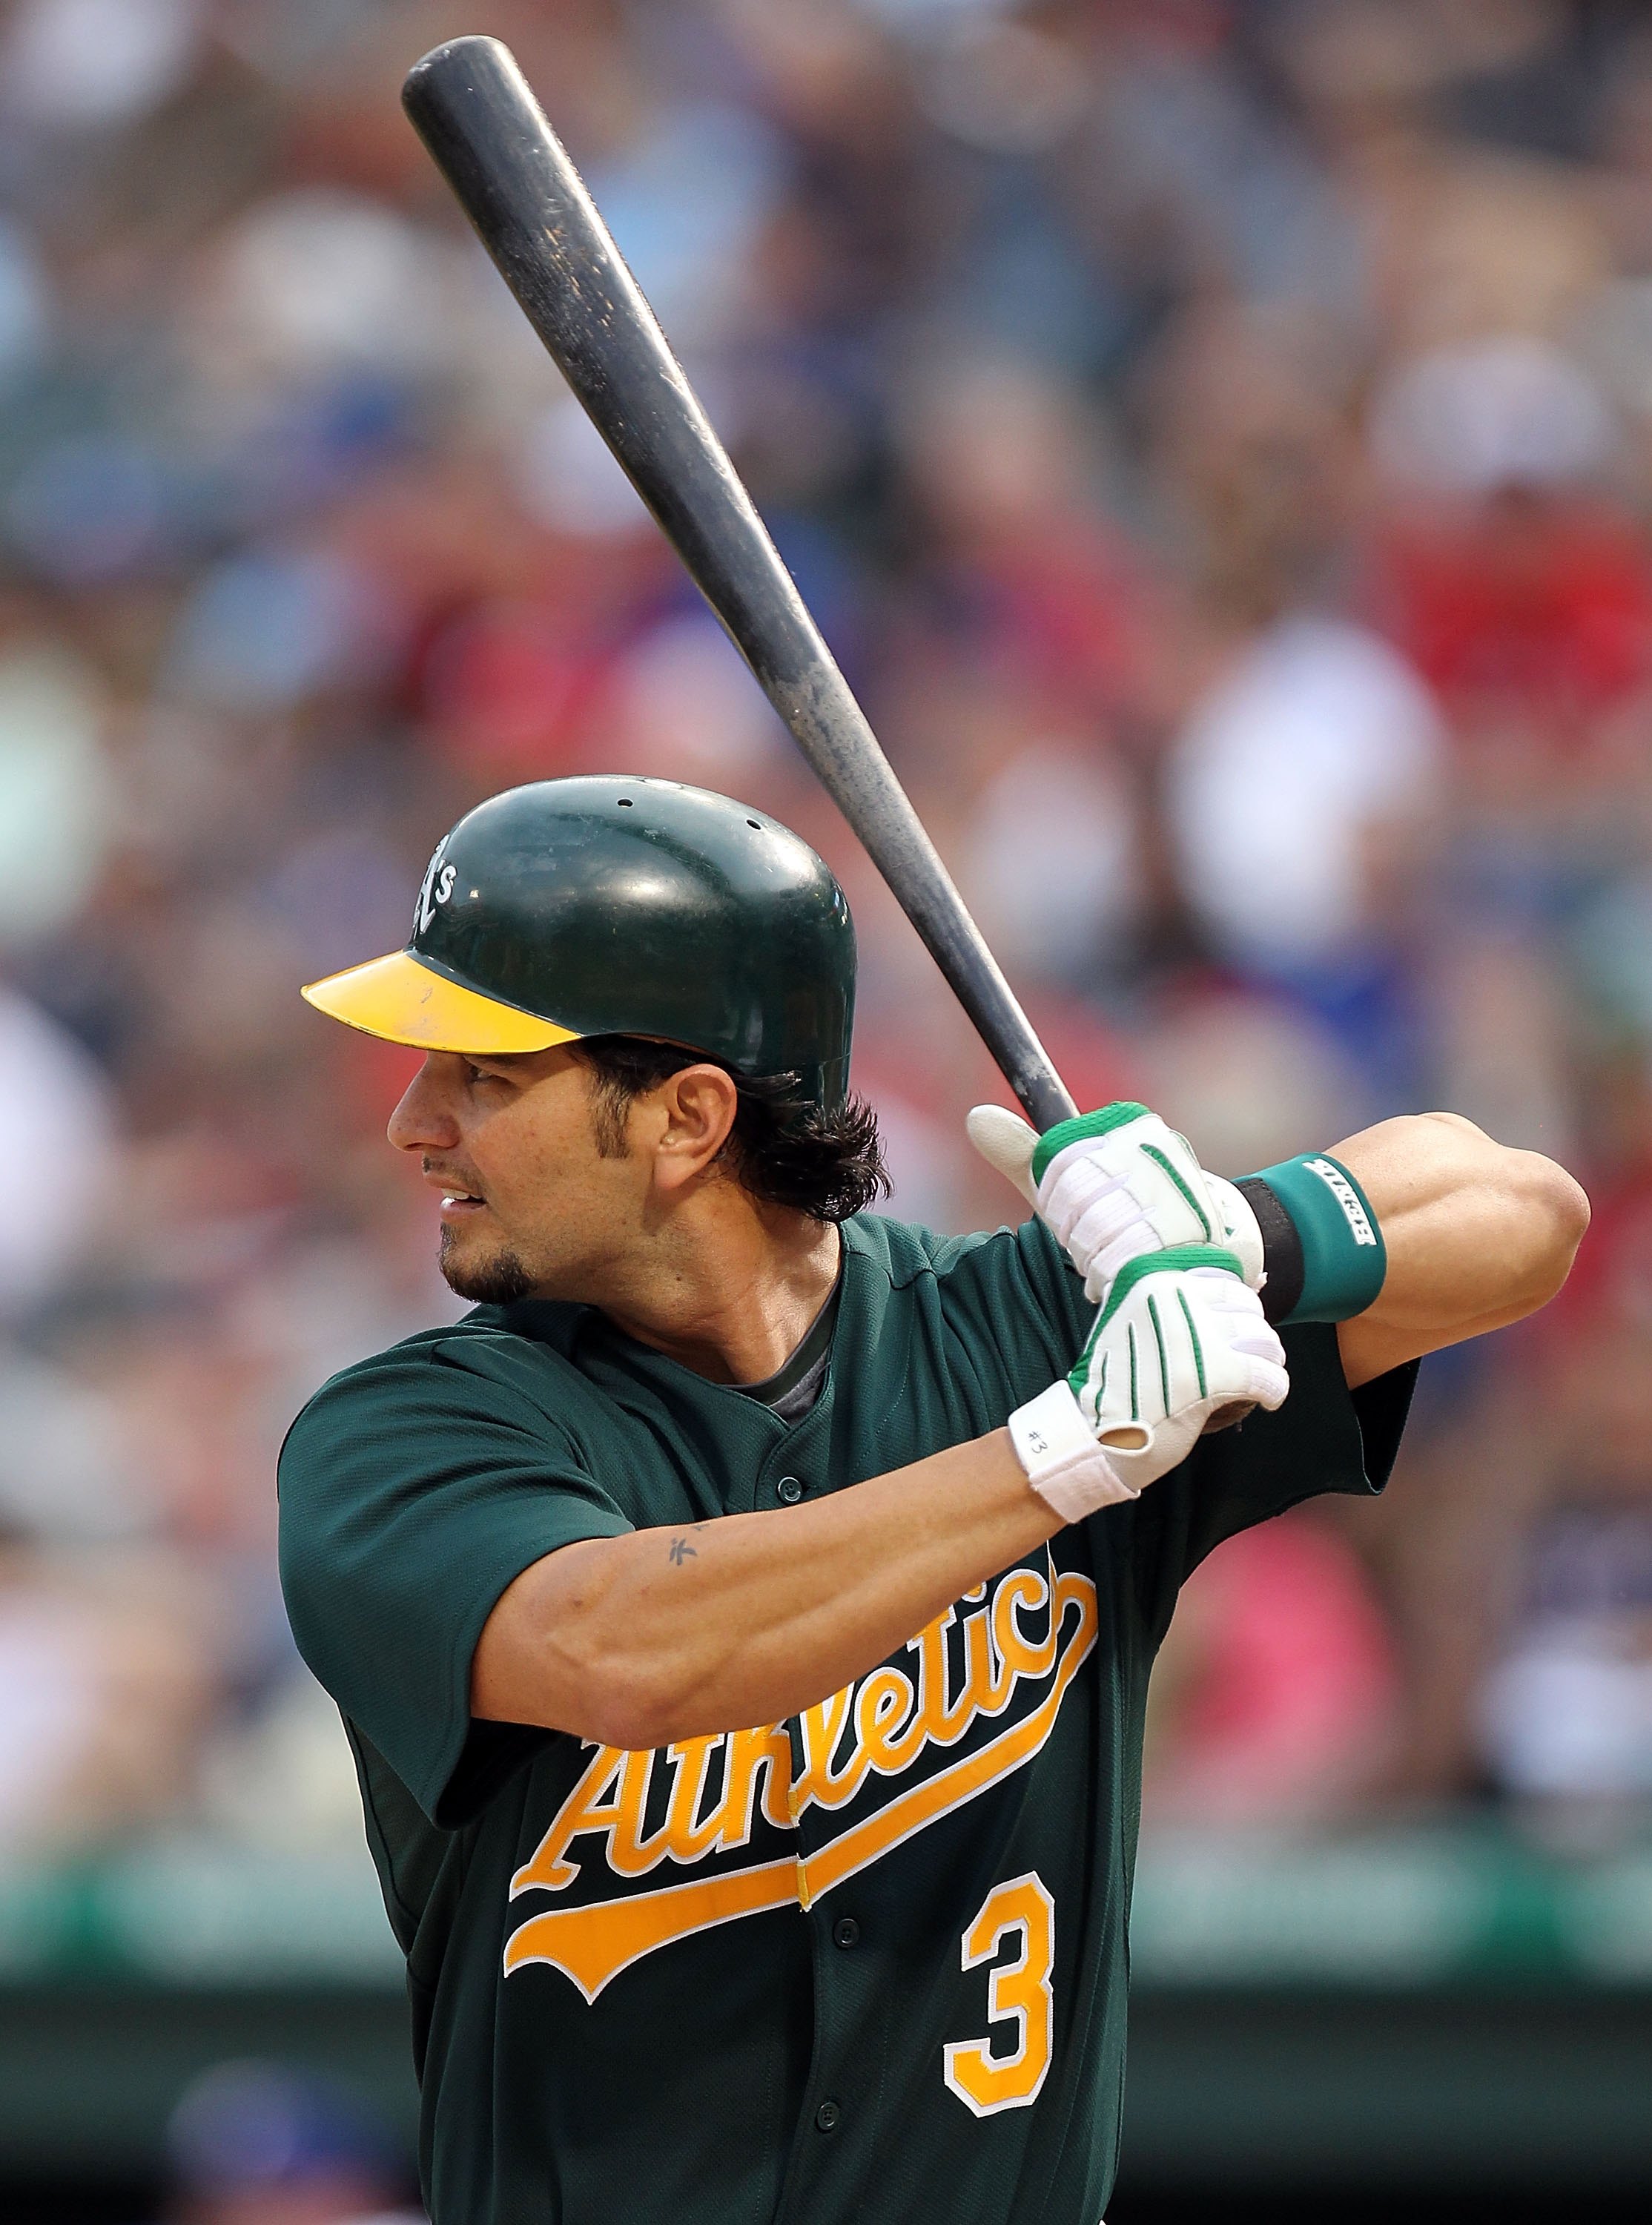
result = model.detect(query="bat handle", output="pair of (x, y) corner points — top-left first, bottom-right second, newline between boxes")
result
(1017, 1067), (1077, 1133)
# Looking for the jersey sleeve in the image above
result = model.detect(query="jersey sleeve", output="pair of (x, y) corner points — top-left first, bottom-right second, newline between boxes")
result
(1122, 1323), (1417, 1646)
(277, 1331), (633, 1830)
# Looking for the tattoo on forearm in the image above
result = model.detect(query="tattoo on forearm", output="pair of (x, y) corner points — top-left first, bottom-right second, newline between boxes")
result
(667, 1536), (698, 1566)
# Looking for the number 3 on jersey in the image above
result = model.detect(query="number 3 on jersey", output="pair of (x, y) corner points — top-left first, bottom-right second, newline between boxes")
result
(942, 1871), (1055, 2117)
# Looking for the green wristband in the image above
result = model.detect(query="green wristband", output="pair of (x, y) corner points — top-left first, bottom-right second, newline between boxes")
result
(1248, 1152), (1386, 1325)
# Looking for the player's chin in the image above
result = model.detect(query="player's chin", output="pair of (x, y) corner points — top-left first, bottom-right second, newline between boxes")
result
(437, 1225), (536, 1307)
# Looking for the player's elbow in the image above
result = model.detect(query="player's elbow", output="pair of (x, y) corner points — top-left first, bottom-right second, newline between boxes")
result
(1425, 1112), (1590, 1311)
(1478, 1133), (1590, 1308)
(569, 1666), (678, 1754)
(1510, 1147), (1590, 1308)
(578, 1641), (739, 1750)
(475, 1618), (677, 1750)
(558, 1602), (721, 1751)
(473, 1541), (682, 1750)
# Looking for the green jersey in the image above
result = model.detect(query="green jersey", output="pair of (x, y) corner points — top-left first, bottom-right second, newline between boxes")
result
(278, 1213), (1412, 2225)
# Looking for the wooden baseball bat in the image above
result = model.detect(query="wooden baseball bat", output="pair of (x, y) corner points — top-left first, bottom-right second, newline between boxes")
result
(402, 35), (1077, 1133)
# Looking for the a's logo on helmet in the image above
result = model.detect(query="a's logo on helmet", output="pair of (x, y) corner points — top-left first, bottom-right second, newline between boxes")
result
(415, 840), (457, 937)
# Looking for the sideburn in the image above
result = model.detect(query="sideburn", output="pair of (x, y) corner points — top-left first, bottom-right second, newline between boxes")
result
(582, 1067), (635, 1160)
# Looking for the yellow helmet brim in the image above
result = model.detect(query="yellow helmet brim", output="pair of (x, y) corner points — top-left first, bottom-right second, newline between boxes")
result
(301, 949), (579, 1055)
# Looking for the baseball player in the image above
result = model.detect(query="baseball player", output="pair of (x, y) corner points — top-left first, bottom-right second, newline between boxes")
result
(279, 776), (1587, 2225)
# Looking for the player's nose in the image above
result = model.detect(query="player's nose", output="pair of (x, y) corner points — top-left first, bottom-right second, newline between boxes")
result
(387, 1055), (464, 1154)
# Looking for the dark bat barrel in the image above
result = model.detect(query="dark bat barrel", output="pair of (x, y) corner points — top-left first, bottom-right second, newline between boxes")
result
(403, 36), (1075, 1132)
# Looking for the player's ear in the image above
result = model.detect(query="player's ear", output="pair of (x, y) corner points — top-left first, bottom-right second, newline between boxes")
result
(650, 1064), (739, 1191)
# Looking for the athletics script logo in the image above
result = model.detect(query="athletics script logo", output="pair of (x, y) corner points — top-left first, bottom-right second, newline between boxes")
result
(503, 1555), (1098, 2001)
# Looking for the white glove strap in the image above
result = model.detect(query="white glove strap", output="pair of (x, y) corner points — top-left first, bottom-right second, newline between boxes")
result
(1206, 1173), (1265, 1293)
(1008, 1381), (1138, 1523)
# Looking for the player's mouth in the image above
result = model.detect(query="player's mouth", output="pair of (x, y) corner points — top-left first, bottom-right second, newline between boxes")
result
(424, 1165), (490, 1222)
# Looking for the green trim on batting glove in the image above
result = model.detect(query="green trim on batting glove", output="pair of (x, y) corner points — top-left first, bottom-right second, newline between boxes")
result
(1031, 1103), (1149, 1184)
(1065, 1242), (1246, 1434)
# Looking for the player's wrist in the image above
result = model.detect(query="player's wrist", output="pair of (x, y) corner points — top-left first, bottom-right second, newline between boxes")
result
(1236, 1152), (1386, 1325)
(1008, 1382), (1137, 1523)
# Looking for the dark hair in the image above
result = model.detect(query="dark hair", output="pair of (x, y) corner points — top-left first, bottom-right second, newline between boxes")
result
(569, 1035), (889, 1223)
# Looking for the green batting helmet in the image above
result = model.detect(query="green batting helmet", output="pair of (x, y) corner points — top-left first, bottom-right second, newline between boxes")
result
(302, 777), (856, 1112)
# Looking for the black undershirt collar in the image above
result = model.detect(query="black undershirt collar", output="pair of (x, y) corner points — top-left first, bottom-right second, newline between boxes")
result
(736, 1268), (843, 1419)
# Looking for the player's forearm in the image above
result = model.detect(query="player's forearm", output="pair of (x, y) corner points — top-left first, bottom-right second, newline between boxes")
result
(472, 1431), (1060, 1749)
(1330, 1112), (1588, 1386)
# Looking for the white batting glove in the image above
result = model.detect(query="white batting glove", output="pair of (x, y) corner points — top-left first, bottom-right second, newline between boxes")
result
(1008, 1246), (1289, 1523)
(967, 1101), (1265, 1301)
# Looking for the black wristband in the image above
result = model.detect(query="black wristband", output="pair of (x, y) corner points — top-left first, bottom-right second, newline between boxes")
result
(1235, 1176), (1304, 1325)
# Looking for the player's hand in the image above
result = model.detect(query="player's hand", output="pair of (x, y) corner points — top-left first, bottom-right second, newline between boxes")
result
(967, 1101), (1264, 1302)
(1071, 1245), (1287, 1478)
(1008, 1245), (1288, 1520)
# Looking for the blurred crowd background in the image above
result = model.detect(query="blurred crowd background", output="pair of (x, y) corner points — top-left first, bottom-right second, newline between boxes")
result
(1, 0), (1651, 1924)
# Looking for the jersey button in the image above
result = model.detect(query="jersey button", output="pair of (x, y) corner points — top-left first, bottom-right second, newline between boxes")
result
(814, 2101), (842, 2133)
(777, 1476), (804, 1504)
(832, 1916), (860, 1950)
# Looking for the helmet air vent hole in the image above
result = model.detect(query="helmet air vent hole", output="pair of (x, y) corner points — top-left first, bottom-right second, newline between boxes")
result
(617, 797), (634, 808)
(747, 819), (761, 829)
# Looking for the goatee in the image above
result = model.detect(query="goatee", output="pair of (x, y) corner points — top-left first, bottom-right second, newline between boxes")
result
(439, 1228), (535, 1305)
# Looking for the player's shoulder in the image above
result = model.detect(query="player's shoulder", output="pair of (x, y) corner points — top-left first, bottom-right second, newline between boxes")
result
(841, 1208), (992, 1285)
(844, 1206), (1064, 1279)
(844, 1210), (1086, 1331)
(280, 1302), (591, 1466)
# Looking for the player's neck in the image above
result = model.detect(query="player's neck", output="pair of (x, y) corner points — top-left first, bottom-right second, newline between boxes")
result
(597, 1204), (841, 1385)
